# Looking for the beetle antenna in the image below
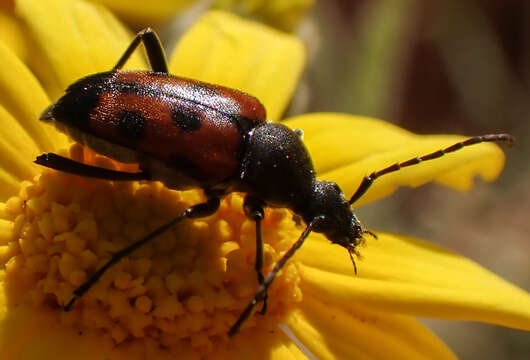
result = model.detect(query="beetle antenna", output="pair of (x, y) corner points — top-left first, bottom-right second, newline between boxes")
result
(349, 134), (515, 205)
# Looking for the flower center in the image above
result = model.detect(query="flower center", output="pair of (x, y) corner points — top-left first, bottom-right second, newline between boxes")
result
(0, 144), (303, 356)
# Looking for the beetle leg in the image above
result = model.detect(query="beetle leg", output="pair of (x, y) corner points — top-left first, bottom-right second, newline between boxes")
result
(113, 28), (169, 73)
(64, 196), (221, 311)
(348, 133), (514, 205)
(35, 152), (151, 181)
(228, 217), (321, 337)
(243, 196), (268, 315)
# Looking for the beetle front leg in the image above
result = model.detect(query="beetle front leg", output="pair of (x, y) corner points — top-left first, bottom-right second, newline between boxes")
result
(114, 28), (169, 73)
(243, 196), (268, 315)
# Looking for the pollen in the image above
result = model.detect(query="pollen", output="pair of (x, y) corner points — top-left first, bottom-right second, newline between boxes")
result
(0, 145), (303, 357)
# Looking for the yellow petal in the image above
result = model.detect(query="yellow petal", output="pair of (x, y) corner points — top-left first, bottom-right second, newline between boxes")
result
(214, 0), (315, 31)
(285, 113), (508, 205)
(0, 106), (38, 182)
(287, 298), (456, 360)
(0, 42), (67, 153)
(91, 0), (194, 25)
(0, 103), (38, 160)
(0, 170), (20, 200)
(0, 9), (28, 61)
(0, 306), (104, 360)
(16, 0), (146, 99)
(0, 283), (110, 360)
(169, 11), (305, 122)
(219, 332), (300, 360)
(297, 232), (530, 331)
(281, 335), (310, 360)
(286, 308), (367, 360)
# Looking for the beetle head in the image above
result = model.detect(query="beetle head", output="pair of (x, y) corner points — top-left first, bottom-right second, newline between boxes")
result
(300, 180), (374, 274)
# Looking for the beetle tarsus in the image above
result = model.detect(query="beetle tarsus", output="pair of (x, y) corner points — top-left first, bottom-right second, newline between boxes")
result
(64, 296), (77, 312)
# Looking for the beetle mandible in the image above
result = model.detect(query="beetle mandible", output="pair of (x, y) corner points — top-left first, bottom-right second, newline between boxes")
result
(35, 28), (514, 337)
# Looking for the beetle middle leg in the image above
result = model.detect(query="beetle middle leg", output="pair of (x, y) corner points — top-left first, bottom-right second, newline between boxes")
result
(64, 196), (221, 311)
(243, 196), (268, 315)
(35, 152), (151, 181)
(229, 217), (321, 337)
(114, 28), (169, 73)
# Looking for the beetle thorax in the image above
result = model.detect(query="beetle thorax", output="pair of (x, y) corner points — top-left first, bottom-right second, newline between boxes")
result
(239, 122), (316, 208)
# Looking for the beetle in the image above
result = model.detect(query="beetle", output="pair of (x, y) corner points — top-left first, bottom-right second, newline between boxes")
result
(35, 28), (514, 337)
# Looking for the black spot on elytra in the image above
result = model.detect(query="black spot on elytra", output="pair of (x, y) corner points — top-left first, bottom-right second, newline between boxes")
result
(118, 110), (146, 139)
(171, 106), (202, 132)
(52, 92), (100, 127)
(52, 73), (113, 127)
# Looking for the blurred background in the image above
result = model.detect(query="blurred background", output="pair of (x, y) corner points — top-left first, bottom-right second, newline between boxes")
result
(298, 1), (529, 359)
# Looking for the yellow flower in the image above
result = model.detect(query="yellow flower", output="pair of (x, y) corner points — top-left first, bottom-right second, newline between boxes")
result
(0, 0), (528, 359)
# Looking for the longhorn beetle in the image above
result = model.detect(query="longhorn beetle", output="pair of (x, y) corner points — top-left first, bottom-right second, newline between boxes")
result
(35, 28), (514, 337)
